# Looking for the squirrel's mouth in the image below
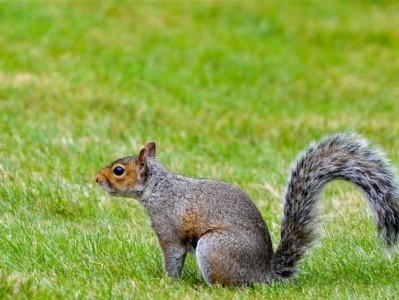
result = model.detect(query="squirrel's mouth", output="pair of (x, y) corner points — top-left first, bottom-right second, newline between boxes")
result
(95, 175), (114, 193)
(99, 184), (112, 193)
(97, 181), (125, 197)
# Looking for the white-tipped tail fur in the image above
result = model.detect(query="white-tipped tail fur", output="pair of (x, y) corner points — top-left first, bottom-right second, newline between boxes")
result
(273, 133), (399, 279)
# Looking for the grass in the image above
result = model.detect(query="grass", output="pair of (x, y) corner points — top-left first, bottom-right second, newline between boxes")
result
(1, 1), (399, 299)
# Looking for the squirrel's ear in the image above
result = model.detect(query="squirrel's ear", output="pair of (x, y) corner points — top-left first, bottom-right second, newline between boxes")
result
(138, 147), (149, 166)
(145, 141), (156, 158)
(137, 147), (149, 181)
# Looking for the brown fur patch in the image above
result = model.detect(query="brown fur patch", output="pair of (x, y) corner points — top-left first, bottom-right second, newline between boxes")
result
(208, 251), (232, 286)
(180, 209), (227, 249)
(180, 210), (202, 247)
(210, 271), (232, 286)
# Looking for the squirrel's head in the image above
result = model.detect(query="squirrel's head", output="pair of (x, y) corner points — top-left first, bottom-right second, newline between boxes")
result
(95, 142), (156, 199)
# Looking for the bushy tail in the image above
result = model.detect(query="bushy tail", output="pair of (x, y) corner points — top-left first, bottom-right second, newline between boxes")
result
(273, 133), (399, 280)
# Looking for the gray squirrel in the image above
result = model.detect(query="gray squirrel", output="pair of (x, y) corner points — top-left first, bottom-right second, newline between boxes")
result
(95, 133), (399, 286)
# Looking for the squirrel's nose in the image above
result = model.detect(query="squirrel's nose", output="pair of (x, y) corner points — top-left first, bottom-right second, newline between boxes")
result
(95, 173), (101, 183)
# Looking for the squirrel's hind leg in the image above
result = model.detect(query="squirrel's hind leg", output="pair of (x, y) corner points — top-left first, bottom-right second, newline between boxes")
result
(195, 232), (272, 286)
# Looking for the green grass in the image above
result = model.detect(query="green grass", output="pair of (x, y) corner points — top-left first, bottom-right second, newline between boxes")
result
(1, 1), (399, 299)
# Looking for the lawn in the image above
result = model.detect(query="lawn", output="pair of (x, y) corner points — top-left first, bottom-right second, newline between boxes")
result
(1, 1), (399, 299)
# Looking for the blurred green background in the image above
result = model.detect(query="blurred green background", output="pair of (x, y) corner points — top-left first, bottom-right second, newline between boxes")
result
(1, 1), (399, 299)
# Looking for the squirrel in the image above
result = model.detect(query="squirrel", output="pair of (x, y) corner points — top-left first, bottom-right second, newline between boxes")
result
(95, 133), (399, 286)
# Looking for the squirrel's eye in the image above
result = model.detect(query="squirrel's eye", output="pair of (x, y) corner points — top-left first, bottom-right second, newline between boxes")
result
(113, 166), (125, 176)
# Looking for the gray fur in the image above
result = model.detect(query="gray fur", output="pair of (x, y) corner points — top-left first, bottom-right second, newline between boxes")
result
(273, 133), (399, 279)
(138, 159), (274, 285)
(97, 133), (399, 285)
